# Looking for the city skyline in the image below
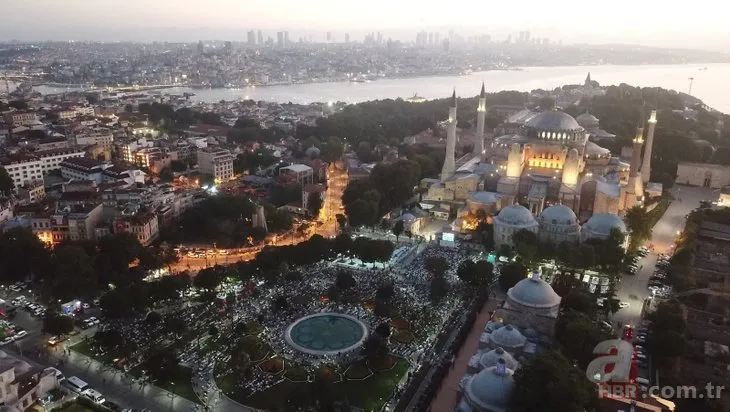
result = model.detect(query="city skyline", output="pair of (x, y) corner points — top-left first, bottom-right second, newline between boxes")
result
(2, 0), (729, 50)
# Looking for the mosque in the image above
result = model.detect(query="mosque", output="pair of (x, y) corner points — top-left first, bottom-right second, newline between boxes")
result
(419, 82), (658, 247)
(456, 273), (563, 412)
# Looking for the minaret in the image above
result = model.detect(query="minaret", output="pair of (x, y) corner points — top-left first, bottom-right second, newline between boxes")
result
(474, 83), (486, 160)
(626, 126), (645, 205)
(641, 110), (657, 184)
(629, 127), (644, 180)
(440, 90), (457, 181)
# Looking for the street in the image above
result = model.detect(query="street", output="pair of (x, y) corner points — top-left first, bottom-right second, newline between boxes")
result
(612, 185), (715, 328)
(170, 164), (347, 273)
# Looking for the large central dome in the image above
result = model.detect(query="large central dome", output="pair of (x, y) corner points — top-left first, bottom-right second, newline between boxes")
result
(525, 111), (582, 132)
(522, 110), (585, 142)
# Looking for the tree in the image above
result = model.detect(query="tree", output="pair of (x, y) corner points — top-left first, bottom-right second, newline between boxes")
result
(145, 347), (181, 384)
(194, 267), (223, 291)
(499, 262), (528, 292)
(307, 192), (323, 217)
(624, 206), (651, 250)
(376, 282), (395, 302)
(425, 256), (449, 277)
(0, 228), (51, 283)
(209, 325), (219, 337)
(42, 313), (74, 335)
(159, 167), (174, 182)
(510, 350), (599, 412)
(0, 167), (14, 196)
(335, 271), (356, 290)
(145, 311), (162, 325)
(391, 219), (404, 242)
(429, 273), (448, 302)
(326, 285), (341, 302)
(647, 300), (687, 367)
(363, 335), (389, 367)
(560, 290), (597, 316)
(457, 260), (494, 287)
(512, 229), (539, 267)
(375, 322), (391, 339)
(555, 311), (612, 369)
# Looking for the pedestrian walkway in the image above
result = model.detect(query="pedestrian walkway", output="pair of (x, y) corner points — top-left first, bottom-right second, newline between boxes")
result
(428, 298), (501, 412)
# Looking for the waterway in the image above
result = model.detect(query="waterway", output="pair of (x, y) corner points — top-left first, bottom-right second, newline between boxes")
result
(20, 63), (730, 114)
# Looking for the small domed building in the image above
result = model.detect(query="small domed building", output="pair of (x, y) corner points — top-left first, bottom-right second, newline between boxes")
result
(467, 191), (502, 215)
(537, 204), (580, 244)
(493, 204), (538, 248)
(582, 213), (628, 246)
(481, 325), (527, 354)
(457, 360), (515, 412)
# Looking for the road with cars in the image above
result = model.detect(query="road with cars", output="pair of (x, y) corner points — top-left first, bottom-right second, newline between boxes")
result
(612, 185), (715, 329)
(0, 285), (197, 411)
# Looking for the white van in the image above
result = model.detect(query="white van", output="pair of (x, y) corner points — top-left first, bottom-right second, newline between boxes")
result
(65, 376), (89, 393)
(44, 367), (66, 382)
(82, 388), (106, 404)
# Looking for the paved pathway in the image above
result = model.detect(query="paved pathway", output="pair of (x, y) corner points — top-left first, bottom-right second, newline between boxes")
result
(427, 297), (501, 412)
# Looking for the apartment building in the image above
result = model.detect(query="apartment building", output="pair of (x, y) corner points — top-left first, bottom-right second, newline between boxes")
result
(197, 147), (234, 183)
(114, 212), (160, 246)
(279, 164), (314, 185)
(31, 203), (104, 246)
(60, 157), (105, 182)
(17, 181), (46, 205)
(35, 148), (86, 174)
(0, 155), (43, 189)
(75, 131), (114, 149)
(58, 105), (95, 120)
(0, 351), (59, 412)
(3, 112), (38, 126)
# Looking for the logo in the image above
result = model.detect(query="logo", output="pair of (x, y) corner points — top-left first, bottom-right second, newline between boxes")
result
(586, 339), (636, 398)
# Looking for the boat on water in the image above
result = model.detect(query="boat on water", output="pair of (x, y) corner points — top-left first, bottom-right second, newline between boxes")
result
(406, 93), (426, 103)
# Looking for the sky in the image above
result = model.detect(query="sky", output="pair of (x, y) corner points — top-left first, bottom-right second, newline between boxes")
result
(2, 0), (729, 49)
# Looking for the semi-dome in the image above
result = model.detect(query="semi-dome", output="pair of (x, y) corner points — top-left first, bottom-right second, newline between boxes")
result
(495, 205), (537, 227)
(583, 213), (627, 238)
(524, 110), (582, 132)
(539, 205), (578, 226)
(465, 360), (515, 412)
(507, 276), (561, 308)
(489, 325), (526, 349)
(479, 347), (520, 371)
(469, 191), (501, 204)
(576, 111), (600, 128)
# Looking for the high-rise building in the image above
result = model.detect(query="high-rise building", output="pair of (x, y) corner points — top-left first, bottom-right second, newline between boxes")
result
(247, 30), (256, 45)
(257, 30), (263, 45)
(435, 32), (440, 45)
(428, 32), (434, 45)
(277, 32), (284, 47)
(197, 40), (204, 54)
(377, 32), (383, 44)
(284, 31), (289, 46)
(344, 33), (350, 43)
(326, 32), (332, 42)
(224, 41), (232, 53)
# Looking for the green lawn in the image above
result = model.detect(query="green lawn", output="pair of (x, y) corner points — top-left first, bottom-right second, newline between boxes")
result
(155, 366), (201, 405)
(224, 358), (409, 411)
(69, 340), (112, 364)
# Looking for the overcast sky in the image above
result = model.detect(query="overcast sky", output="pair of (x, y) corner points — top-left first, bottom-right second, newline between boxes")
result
(2, 0), (728, 49)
